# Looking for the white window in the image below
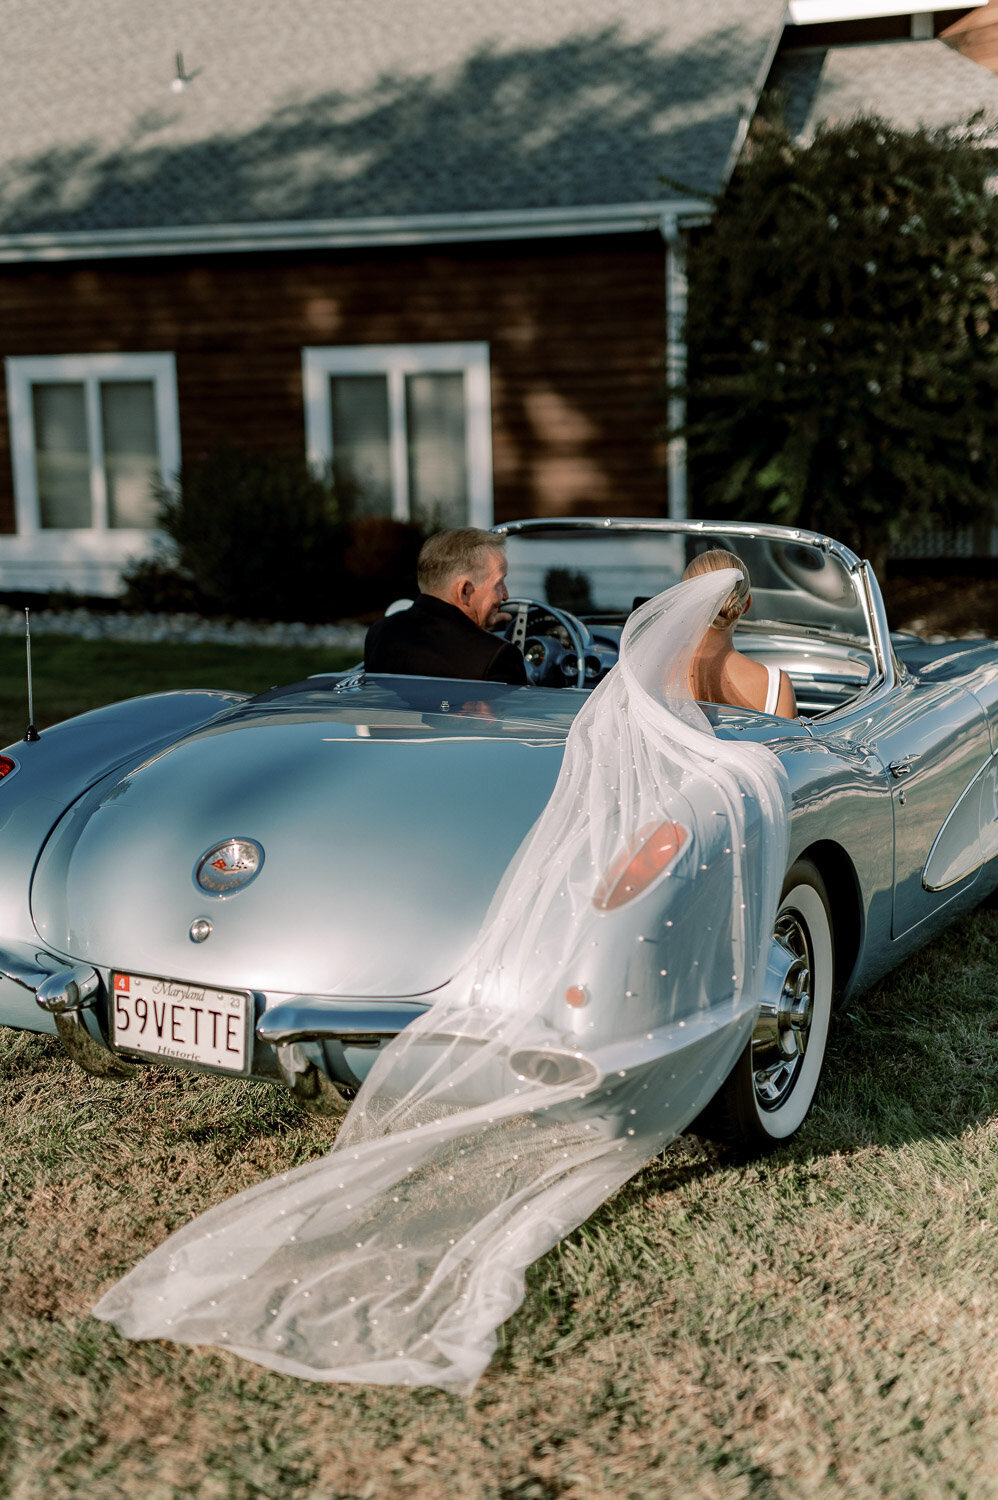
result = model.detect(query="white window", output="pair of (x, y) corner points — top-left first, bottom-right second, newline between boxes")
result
(6, 353), (180, 537)
(302, 344), (493, 528)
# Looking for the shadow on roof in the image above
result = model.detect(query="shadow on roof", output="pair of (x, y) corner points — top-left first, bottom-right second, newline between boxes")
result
(0, 25), (770, 233)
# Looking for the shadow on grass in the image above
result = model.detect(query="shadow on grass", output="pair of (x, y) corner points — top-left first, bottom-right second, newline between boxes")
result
(5, 888), (996, 1179)
(801, 889), (998, 1156)
(493, 889), (998, 1372)
(9, 886), (998, 1153)
(4, 879), (997, 1404)
(0, 1025), (339, 1170)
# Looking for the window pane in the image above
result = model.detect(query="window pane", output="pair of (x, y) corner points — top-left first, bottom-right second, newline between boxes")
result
(32, 383), (91, 529)
(330, 375), (392, 517)
(406, 372), (468, 528)
(101, 381), (160, 528)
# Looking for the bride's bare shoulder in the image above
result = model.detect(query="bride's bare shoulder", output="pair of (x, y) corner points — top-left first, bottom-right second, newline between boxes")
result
(726, 652), (769, 709)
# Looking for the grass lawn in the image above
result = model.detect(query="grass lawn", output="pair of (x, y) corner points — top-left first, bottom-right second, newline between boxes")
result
(3, 907), (997, 1498)
(0, 636), (358, 749)
(2, 639), (998, 1496)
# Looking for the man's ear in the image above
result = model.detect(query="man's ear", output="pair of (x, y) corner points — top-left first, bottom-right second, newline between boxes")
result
(456, 575), (476, 607)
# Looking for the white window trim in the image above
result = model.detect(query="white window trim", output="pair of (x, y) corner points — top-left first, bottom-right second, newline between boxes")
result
(5, 351), (181, 539)
(302, 343), (494, 527)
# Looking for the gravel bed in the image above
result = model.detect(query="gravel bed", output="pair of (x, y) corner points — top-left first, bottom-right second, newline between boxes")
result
(0, 604), (982, 652)
(0, 605), (367, 651)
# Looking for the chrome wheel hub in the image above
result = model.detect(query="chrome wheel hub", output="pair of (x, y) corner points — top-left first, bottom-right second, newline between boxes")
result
(753, 912), (813, 1110)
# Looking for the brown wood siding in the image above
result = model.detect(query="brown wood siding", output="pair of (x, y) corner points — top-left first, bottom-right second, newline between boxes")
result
(0, 235), (670, 534)
(941, 1), (998, 73)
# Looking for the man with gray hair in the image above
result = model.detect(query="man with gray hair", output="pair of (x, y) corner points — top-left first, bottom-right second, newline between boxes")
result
(363, 528), (528, 685)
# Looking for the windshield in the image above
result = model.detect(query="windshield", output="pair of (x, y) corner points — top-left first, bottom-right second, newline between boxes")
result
(244, 675), (581, 738)
(503, 525), (868, 640)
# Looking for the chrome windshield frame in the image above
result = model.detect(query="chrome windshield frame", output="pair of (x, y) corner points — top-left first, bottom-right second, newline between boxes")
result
(496, 516), (897, 719)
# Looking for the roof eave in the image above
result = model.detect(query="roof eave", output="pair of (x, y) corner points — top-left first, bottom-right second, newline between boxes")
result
(0, 199), (714, 264)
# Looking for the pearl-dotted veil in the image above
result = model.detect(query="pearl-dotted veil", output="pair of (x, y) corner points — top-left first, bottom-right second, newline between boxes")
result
(94, 570), (790, 1391)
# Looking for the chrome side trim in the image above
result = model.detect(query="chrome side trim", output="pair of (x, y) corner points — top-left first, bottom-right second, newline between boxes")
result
(923, 750), (998, 892)
(0, 942), (79, 994)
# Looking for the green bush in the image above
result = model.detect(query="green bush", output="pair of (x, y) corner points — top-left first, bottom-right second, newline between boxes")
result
(339, 515), (425, 616)
(119, 554), (203, 614)
(678, 112), (998, 571)
(122, 447), (432, 622)
(154, 447), (346, 622)
(544, 567), (594, 614)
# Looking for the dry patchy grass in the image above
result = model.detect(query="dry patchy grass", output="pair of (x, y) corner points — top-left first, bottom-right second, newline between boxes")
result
(3, 906), (998, 1498)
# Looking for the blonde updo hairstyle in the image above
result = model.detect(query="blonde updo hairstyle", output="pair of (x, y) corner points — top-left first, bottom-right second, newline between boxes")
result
(682, 548), (751, 629)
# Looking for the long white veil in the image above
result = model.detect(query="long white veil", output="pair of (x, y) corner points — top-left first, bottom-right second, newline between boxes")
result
(94, 572), (790, 1392)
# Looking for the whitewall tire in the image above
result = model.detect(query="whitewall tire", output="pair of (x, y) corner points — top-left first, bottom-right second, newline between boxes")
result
(698, 860), (835, 1151)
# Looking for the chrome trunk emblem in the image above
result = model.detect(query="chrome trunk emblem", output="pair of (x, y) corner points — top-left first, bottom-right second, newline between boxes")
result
(194, 838), (264, 895)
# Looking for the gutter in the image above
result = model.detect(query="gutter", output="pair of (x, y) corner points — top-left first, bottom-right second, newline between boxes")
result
(787, 1), (982, 19)
(662, 216), (689, 522)
(0, 198), (712, 264)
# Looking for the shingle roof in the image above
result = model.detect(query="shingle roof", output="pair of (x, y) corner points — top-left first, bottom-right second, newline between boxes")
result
(0, 0), (787, 238)
(770, 38), (998, 139)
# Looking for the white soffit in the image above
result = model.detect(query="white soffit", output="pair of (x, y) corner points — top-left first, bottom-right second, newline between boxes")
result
(787, 1), (985, 19)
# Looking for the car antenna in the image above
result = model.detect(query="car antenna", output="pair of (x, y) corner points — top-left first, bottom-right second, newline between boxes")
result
(23, 608), (39, 742)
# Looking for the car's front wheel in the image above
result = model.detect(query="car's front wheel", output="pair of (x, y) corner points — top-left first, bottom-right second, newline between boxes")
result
(698, 860), (834, 1151)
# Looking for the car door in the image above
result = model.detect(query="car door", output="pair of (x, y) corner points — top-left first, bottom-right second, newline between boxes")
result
(858, 672), (991, 939)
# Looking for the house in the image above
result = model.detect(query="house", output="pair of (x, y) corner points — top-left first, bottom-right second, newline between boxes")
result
(1, 1), (997, 596)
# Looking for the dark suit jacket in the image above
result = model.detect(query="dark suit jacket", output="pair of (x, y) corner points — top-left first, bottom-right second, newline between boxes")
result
(363, 593), (528, 685)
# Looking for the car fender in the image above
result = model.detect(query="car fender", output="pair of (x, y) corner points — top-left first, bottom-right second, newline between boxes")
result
(0, 690), (245, 1032)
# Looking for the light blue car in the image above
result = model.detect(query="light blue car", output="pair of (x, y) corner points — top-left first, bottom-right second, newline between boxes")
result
(2, 518), (996, 1151)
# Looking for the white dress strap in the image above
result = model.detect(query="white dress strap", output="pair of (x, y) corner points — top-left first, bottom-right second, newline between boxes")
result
(764, 663), (781, 715)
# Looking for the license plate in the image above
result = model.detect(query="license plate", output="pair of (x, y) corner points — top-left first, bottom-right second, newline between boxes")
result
(110, 971), (252, 1074)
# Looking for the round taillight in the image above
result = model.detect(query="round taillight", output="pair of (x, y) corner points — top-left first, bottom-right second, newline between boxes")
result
(0, 756), (17, 780)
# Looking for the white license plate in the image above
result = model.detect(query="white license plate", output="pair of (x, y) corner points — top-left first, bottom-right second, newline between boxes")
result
(110, 971), (252, 1074)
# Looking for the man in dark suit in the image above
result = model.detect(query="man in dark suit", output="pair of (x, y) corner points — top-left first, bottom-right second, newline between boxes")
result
(364, 528), (528, 685)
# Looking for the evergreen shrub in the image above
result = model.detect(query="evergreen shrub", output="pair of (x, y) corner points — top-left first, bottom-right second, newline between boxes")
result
(122, 447), (429, 621)
(680, 112), (998, 570)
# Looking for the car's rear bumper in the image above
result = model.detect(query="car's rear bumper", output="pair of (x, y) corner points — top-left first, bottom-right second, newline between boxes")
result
(0, 941), (431, 1111)
(0, 942), (756, 1140)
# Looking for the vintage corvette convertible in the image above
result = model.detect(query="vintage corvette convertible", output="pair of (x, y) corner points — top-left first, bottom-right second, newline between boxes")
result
(2, 517), (997, 1151)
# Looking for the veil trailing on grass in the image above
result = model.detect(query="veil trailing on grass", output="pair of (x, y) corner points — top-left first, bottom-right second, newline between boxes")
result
(94, 571), (790, 1393)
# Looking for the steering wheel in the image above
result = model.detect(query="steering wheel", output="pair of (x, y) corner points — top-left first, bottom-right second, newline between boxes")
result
(499, 599), (591, 688)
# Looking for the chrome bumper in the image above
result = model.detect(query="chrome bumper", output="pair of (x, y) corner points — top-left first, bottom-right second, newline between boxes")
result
(0, 942), (136, 1079)
(257, 997), (428, 1115)
(0, 943), (427, 1111)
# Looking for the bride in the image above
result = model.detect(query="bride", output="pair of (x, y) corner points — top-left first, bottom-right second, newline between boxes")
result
(684, 549), (797, 718)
